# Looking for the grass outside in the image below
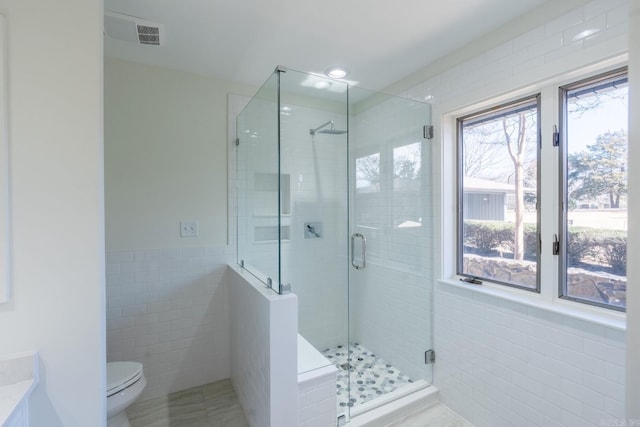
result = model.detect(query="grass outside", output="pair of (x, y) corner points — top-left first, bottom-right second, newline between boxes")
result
(506, 209), (627, 231)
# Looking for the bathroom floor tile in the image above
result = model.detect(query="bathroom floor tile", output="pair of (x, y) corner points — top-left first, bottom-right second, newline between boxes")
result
(389, 403), (474, 427)
(127, 378), (248, 427)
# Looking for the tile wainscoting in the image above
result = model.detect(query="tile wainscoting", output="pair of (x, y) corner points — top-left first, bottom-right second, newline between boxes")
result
(106, 246), (233, 400)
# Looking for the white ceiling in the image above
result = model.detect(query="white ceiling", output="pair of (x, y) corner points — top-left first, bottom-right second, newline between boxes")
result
(104, 0), (549, 91)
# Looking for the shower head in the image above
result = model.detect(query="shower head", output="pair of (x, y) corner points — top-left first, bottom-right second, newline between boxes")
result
(318, 128), (348, 135)
(309, 120), (347, 135)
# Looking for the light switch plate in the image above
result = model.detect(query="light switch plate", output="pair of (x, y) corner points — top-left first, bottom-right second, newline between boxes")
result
(180, 220), (198, 237)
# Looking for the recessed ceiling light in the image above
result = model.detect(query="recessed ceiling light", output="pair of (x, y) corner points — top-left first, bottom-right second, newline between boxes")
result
(324, 66), (349, 79)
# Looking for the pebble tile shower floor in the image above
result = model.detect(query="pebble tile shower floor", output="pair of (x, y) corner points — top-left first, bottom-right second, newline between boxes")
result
(321, 342), (414, 411)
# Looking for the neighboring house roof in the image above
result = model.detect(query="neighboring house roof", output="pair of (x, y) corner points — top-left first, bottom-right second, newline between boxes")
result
(463, 176), (536, 194)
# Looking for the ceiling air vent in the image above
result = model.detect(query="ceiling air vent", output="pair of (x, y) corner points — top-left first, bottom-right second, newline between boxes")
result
(137, 25), (160, 46)
(104, 11), (164, 47)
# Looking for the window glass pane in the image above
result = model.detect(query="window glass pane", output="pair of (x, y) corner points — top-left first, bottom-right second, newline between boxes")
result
(459, 98), (539, 289)
(565, 73), (628, 309)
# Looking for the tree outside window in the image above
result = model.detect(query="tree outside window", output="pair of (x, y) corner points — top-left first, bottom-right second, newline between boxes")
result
(457, 96), (539, 290)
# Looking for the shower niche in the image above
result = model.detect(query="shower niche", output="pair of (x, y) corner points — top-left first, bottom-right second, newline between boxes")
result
(251, 172), (290, 243)
(236, 66), (433, 421)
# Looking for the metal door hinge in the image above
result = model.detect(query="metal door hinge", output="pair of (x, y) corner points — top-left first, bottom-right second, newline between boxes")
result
(552, 234), (560, 255)
(552, 125), (560, 147)
(423, 125), (434, 140)
(425, 349), (435, 364)
(235, 137), (240, 146)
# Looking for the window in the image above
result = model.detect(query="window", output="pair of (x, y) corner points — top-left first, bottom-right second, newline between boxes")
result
(560, 69), (628, 311)
(454, 67), (628, 312)
(457, 96), (540, 290)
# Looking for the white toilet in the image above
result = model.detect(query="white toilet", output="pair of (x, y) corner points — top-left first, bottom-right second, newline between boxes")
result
(107, 361), (146, 427)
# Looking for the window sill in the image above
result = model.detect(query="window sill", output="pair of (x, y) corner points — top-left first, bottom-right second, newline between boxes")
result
(437, 278), (626, 331)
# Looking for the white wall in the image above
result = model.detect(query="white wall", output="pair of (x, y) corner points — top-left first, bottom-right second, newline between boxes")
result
(387, 0), (630, 425)
(626, 1), (639, 422)
(0, 0), (105, 425)
(104, 59), (256, 399)
(105, 58), (255, 251)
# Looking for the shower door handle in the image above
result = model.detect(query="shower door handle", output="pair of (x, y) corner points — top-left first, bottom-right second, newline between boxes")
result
(351, 233), (366, 270)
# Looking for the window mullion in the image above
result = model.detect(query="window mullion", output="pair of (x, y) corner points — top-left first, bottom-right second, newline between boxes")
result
(538, 84), (560, 303)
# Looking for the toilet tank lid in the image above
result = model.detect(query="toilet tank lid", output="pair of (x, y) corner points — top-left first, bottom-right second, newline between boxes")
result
(107, 361), (143, 395)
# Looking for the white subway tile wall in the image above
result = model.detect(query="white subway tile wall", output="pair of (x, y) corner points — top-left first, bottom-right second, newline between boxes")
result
(237, 98), (350, 350)
(435, 282), (625, 427)
(106, 246), (233, 401)
(281, 104), (349, 351)
(228, 265), (299, 427)
(298, 373), (338, 427)
(228, 266), (272, 427)
(399, 1), (628, 425)
(408, 1), (628, 105)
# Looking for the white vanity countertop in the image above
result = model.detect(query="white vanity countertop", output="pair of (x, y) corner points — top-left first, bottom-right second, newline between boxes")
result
(0, 352), (38, 424)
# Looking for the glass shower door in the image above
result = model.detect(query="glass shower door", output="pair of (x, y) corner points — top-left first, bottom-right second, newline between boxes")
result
(347, 88), (433, 417)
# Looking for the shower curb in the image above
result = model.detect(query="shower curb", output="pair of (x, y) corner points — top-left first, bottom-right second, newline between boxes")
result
(346, 386), (439, 426)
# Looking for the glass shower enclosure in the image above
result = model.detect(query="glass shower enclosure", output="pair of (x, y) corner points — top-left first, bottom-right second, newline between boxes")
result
(236, 66), (433, 420)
